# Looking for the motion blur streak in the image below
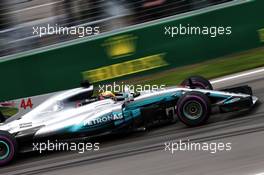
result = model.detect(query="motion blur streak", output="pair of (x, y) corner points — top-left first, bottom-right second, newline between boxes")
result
(0, 0), (233, 57)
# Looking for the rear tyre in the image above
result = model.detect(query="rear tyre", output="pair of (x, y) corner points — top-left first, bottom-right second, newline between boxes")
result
(181, 76), (213, 90)
(0, 131), (17, 166)
(177, 91), (211, 126)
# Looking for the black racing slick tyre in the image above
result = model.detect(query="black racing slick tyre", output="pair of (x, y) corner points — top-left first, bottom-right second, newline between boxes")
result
(177, 91), (211, 127)
(0, 130), (17, 166)
(181, 76), (213, 90)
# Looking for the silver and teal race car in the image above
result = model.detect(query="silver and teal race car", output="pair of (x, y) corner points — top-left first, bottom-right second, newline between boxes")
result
(0, 76), (258, 165)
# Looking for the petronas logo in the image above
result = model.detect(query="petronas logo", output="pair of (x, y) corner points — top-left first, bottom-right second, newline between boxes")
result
(103, 35), (137, 59)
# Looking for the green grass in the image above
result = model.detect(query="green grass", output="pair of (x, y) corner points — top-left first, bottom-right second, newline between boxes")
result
(128, 47), (264, 86)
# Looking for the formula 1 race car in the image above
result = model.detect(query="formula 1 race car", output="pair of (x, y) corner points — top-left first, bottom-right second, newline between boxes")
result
(0, 76), (258, 165)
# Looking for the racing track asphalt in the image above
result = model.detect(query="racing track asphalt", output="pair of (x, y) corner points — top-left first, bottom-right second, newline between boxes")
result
(1, 69), (264, 175)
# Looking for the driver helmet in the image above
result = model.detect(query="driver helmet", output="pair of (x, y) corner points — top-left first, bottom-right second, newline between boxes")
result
(98, 91), (116, 100)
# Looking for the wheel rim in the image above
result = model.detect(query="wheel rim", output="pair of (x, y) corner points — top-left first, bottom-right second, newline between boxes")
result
(0, 140), (10, 160)
(183, 101), (203, 120)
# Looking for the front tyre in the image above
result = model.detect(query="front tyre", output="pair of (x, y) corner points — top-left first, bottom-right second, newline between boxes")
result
(0, 131), (17, 166)
(181, 76), (213, 90)
(177, 92), (211, 126)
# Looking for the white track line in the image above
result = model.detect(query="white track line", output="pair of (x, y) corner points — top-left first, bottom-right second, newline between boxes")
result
(210, 67), (264, 84)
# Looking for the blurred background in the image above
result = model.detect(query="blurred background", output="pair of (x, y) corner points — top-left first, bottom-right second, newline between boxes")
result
(1, 2), (264, 174)
(0, 0), (231, 57)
